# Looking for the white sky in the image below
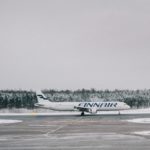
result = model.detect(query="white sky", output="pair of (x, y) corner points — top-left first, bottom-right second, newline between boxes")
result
(0, 0), (150, 90)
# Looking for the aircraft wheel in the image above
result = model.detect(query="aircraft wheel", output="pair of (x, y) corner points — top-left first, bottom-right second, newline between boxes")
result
(81, 112), (84, 116)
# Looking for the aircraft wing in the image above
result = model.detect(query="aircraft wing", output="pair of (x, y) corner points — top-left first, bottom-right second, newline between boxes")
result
(75, 106), (90, 112)
(74, 106), (97, 114)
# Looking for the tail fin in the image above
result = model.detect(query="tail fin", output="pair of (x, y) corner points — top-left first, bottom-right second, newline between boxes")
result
(36, 91), (49, 104)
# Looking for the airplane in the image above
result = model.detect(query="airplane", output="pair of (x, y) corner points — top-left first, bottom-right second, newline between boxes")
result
(35, 91), (130, 116)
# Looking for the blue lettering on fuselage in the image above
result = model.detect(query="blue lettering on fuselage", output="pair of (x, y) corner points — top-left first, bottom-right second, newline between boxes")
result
(80, 102), (118, 108)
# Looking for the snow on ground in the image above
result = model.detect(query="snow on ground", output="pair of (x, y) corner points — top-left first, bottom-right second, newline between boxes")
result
(133, 131), (150, 136)
(0, 108), (54, 113)
(0, 119), (22, 124)
(0, 108), (150, 116)
(127, 118), (150, 124)
(0, 112), (81, 116)
(121, 108), (150, 114)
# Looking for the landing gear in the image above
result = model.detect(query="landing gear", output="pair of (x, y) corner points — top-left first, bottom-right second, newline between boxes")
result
(81, 112), (85, 116)
(118, 111), (120, 115)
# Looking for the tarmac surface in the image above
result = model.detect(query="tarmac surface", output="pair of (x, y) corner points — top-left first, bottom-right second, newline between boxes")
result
(1, 114), (150, 150)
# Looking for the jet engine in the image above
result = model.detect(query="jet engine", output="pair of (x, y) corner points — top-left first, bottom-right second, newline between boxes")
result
(89, 108), (97, 114)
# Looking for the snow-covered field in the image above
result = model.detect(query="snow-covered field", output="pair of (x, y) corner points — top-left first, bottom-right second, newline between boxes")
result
(0, 108), (54, 113)
(127, 118), (150, 124)
(0, 108), (150, 116)
(133, 131), (150, 136)
(0, 119), (22, 124)
(1, 108), (150, 125)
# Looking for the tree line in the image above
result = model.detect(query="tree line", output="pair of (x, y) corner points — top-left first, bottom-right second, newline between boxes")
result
(0, 89), (150, 109)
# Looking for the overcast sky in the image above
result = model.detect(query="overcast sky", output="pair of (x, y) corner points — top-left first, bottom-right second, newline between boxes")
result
(0, 0), (150, 90)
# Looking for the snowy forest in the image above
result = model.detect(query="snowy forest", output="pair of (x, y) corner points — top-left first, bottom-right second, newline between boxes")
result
(0, 89), (150, 109)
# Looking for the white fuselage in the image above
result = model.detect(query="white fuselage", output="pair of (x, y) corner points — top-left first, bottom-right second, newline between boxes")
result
(35, 101), (130, 111)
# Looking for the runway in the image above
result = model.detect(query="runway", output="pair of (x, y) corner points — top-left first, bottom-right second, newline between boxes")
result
(0, 114), (150, 150)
